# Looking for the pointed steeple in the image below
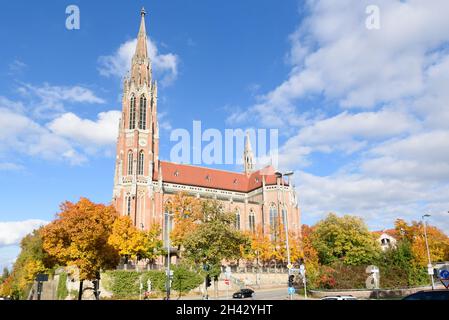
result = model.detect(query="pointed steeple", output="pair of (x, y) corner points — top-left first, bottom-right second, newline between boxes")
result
(243, 131), (255, 175)
(130, 7), (151, 87)
(135, 7), (148, 59)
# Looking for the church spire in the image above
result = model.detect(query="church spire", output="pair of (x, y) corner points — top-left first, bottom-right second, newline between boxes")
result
(135, 7), (148, 59)
(243, 131), (255, 175)
(130, 7), (151, 87)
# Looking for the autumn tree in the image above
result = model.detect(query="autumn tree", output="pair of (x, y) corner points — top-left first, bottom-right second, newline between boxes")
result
(243, 225), (274, 267)
(41, 198), (120, 300)
(312, 213), (380, 266)
(394, 219), (449, 266)
(165, 192), (203, 249)
(108, 216), (163, 266)
(0, 228), (53, 299)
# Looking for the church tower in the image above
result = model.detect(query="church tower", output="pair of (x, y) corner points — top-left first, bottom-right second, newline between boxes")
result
(243, 131), (255, 175)
(113, 8), (159, 228)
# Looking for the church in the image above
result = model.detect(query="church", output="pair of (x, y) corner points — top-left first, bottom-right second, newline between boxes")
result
(112, 9), (301, 245)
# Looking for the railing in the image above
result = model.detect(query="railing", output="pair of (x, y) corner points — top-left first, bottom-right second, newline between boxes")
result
(116, 263), (164, 271)
(225, 265), (289, 274)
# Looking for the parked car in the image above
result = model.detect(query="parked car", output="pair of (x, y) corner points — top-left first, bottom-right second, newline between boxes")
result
(402, 290), (449, 300)
(232, 288), (254, 299)
(320, 295), (357, 300)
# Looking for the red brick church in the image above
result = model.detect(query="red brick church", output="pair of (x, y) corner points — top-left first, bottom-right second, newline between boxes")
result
(112, 9), (301, 243)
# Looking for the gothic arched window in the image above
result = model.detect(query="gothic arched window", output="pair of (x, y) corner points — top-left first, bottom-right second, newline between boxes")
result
(129, 96), (136, 129)
(127, 151), (133, 175)
(235, 209), (241, 230)
(269, 204), (278, 233)
(249, 210), (255, 233)
(127, 196), (131, 216)
(137, 150), (144, 175)
(282, 207), (287, 226)
(139, 95), (147, 130)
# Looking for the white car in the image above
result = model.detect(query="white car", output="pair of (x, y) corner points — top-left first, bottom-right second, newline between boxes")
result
(320, 295), (357, 300)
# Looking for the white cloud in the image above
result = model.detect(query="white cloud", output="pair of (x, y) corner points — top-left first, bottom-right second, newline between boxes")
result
(0, 96), (25, 113)
(8, 59), (27, 74)
(294, 170), (449, 232)
(48, 111), (121, 146)
(230, 0), (449, 127)
(0, 220), (48, 247)
(0, 107), (86, 165)
(0, 162), (25, 171)
(228, 0), (449, 232)
(17, 83), (105, 118)
(294, 109), (417, 150)
(98, 38), (179, 86)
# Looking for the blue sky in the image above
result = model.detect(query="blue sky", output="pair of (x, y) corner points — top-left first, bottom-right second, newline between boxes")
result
(1, 0), (449, 270)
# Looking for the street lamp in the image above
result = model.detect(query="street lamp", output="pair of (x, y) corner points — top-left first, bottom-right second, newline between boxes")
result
(422, 214), (435, 290)
(275, 171), (294, 300)
(164, 212), (174, 300)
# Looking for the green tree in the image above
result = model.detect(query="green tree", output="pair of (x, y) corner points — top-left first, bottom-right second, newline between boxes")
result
(377, 239), (428, 287)
(1, 267), (10, 284)
(171, 264), (203, 299)
(312, 213), (380, 266)
(0, 228), (54, 299)
(182, 200), (251, 267)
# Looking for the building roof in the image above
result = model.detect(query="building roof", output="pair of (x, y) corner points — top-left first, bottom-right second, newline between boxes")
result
(158, 161), (284, 193)
(373, 229), (398, 238)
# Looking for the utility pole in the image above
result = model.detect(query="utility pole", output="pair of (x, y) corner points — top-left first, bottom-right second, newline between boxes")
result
(422, 214), (435, 290)
(165, 212), (174, 300)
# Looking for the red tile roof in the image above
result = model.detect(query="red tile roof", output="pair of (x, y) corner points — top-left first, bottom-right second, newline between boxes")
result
(373, 229), (398, 238)
(157, 161), (283, 192)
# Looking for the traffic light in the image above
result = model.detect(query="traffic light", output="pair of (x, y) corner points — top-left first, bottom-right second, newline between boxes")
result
(206, 275), (212, 288)
(288, 274), (295, 287)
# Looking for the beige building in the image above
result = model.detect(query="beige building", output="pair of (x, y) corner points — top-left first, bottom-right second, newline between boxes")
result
(112, 9), (301, 249)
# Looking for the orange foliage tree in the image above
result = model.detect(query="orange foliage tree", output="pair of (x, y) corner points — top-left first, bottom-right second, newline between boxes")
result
(165, 192), (203, 249)
(41, 198), (120, 299)
(242, 225), (274, 267)
(395, 219), (449, 266)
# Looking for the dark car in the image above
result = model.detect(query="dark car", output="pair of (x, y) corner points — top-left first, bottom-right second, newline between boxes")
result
(232, 289), (254, 299)
(320, 295), (357, 300)
(402, 290), (449, 300)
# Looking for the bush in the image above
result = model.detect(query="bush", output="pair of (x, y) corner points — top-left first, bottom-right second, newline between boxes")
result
(103, 267), (203, 299)
(141, 270), (166, 292)
(171, 265), (203, 298)
(103, 270), (141, 299)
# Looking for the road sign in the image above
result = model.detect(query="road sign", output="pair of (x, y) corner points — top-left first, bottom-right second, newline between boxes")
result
(439, 269), (449, 289)
(224, 279), (230, 286)
(225, 266), (232, 279)
(36, 274), (48, 282)
(299, 264), (306, 276)
(287, 263), (293, 269)
(288, 287), (295, 295)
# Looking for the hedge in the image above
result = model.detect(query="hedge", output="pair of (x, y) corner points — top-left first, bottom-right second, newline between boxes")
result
(103, 270), (167, 299)
(57, 272), (68, 300)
